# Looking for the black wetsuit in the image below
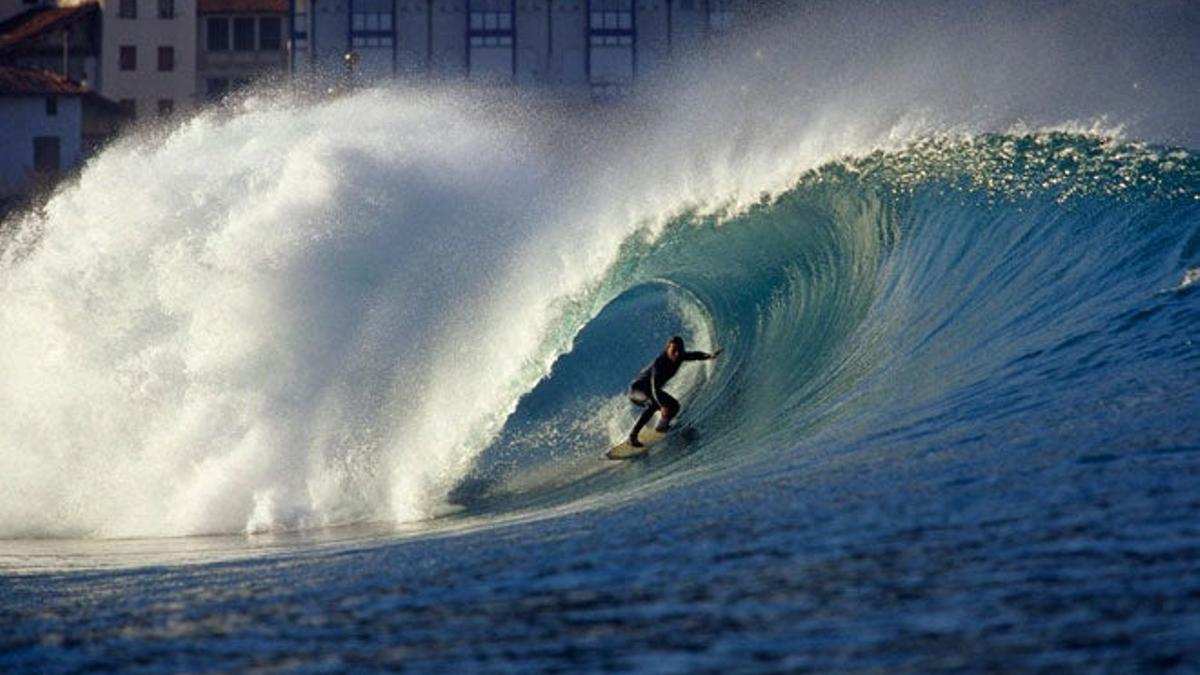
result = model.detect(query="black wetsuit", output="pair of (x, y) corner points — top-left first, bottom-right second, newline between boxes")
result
(628, 350), (710, 439)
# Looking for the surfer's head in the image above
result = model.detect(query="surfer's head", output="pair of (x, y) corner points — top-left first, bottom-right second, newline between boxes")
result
(666, 336), (685, 361)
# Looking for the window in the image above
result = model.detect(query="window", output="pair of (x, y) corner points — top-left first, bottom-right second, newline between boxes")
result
(467, 9), (513, 47)
(588, 1), (634, 85)
(466, 5), (515, 81)
(45, 96), (58, 116)
(158, 0), (173, 18)
(33, 137), (61, 173)
(119, 0), (136, 19)
(259, 17), (282, 50)
(588, 4), (634, 46)
(205, 78), (229, 101)
(590, 11), (632, 30)
(119, 45), (136, 71)
(157, 99), (174, 117)
(233, 17), (255, 51)
(158, 46), (174, 71)
(207, 18), (229, 51)
(470, 11), (512, 31)
(352, 0), (394, 48)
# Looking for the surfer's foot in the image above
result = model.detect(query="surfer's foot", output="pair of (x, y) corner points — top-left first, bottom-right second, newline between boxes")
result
(655, 422), (671, 433)
(628, 435), (643, 448)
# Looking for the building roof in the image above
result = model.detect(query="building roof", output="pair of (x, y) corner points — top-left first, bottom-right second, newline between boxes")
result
(0, 2), (98, 53)
(198, 0), (287, 14)
(0, 65), (85, 96)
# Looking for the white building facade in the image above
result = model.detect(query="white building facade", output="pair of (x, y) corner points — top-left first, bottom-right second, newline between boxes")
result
(99, 0), (197, 118)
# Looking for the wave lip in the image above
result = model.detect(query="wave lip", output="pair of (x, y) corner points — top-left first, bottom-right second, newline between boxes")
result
(455, 132), (1200, 523)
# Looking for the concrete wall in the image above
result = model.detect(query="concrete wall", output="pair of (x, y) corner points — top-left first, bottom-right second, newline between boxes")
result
(0, 94), (82, 197)
(393, 2), (426, 76)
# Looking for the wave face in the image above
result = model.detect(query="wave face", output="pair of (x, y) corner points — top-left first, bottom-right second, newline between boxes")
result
(458, 134), (1200, 513)
(2, 2), (1199, 541)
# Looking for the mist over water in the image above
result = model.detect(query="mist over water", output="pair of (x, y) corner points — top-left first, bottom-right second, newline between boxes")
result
(1, 0), (1198, 542)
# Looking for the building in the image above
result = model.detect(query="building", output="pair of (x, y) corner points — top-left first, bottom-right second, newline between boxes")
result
(0, 64), (83, 198)
(291, 0), (741, 99)
(0, 1), (127, 158)
(5, 0), (746, 135)
(0, 0), (101, 87)
(196, 0), (287, 102)
(99, 0), (197, 119)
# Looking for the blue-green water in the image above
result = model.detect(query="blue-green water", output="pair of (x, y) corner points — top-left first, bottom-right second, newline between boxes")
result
(4, 1), (1200, 669)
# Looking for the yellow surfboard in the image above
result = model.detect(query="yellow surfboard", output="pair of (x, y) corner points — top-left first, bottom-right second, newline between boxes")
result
(605, 428), (668, 460)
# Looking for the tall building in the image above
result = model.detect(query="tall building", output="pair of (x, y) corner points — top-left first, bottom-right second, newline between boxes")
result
(290, 0), (742, 99)
(99, 0), (197, 119)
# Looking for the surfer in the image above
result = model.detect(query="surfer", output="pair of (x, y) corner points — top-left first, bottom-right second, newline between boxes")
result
(627, 336), (721, 447)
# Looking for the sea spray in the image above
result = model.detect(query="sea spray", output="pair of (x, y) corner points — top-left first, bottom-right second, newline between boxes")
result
(0, 90), (568, 536)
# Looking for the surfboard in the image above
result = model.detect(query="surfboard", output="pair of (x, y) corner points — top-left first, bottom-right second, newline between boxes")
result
(605, 428), (668, 460)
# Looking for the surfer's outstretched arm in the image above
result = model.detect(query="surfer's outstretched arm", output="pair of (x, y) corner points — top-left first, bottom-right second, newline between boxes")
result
(683, 348), (722, 361)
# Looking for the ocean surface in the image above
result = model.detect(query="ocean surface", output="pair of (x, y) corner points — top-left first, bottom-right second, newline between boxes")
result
(3, 2), (1200, 672)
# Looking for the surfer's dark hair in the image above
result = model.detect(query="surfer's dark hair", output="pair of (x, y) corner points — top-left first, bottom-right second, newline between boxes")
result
(668, 335), (685, 349)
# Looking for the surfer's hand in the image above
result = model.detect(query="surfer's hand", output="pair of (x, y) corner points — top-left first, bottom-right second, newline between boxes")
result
(710, 349), (723, 359)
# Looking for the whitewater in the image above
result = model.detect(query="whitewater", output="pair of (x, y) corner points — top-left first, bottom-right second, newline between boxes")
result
(3, 1), (1199, 671)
